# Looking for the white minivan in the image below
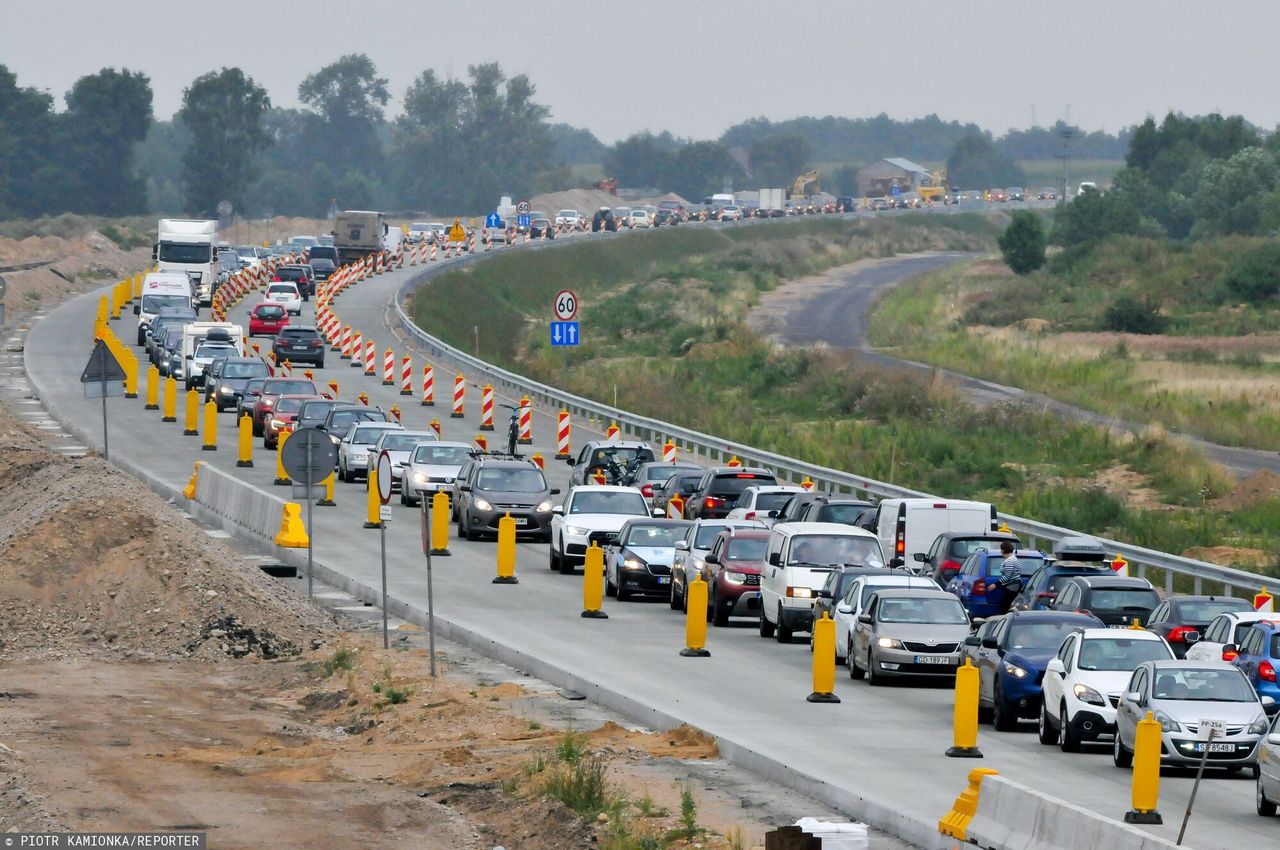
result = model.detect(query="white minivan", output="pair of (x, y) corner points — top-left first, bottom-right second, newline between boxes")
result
(867, 498), (998, 569)
(134, 272), (195, 345)
(758, 522), (886, 643)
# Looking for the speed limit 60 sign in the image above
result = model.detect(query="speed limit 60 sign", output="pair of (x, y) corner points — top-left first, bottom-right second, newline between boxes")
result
(553, 289), (578, 321)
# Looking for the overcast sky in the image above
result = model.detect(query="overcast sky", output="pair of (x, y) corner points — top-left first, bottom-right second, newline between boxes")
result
(6, 1), (1280, 142)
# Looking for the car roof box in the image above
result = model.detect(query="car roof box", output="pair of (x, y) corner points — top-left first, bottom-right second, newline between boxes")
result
(1052, 535), (1108, 561)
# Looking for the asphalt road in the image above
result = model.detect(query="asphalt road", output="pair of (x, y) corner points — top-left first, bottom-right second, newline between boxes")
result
(25, 246), (1262, 850)
(775, 254), (1280, 476)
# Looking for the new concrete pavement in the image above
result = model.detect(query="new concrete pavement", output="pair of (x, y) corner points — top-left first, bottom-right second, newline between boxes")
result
(26, 247), (1255, 850)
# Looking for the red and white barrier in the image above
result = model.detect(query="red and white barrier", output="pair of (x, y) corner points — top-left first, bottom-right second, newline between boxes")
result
(341, 326), (353, 359)
(364, 339), (376, 376)
(349, 331), (363, 367)
(451, 374), (465, 418)
(400, 356), (412, 395)
(663, 440), (677, 463)
(517, 395), (532, 445)
(479, 384), (495, 431)
(556, 410), (571, 459)
(421, 364), (435, 406)
(382, 348), (395, 385)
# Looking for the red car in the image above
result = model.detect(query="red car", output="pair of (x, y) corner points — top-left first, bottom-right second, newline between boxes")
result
(701, 529), (770, 626)
(264, 394), (324, 449)
(249, 303), (289, 337)
(251, 378), (320, 436)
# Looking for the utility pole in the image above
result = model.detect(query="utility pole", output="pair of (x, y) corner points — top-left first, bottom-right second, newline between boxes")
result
(1059, 105), (1073, 205)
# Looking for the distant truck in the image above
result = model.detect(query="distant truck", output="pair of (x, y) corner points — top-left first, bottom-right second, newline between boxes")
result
(154, 219), (218, 307)
(134, 272), (195, 345)
(333, 210), (388, 265)
(758, 188), (785, 214)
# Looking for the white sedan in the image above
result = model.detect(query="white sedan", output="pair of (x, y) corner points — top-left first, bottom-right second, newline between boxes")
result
(265, 282), (302, 316)
(549, 485), (657, 574)
(834, 573), (939, 665)
(628, 209), (651, 228)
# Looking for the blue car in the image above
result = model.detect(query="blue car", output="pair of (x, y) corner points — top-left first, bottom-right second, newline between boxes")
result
(947, 548), (1049, 617)
(1232, 620), (1280, 702)
(967, 610), (1102, 731)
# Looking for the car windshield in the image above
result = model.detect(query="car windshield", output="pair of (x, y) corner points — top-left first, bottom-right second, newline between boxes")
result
(142, 294), (189, 312)
(196, 344), (235, 359)
(755, 492), (795, 511)
(727, 538), (768, 561)
(380, 434), (429, 452)
(1152, 668), (1257, 702)
(821, 504), (870, 523)
(353, 426), (395, 444)
(710, 474), (776, 496)
(223, 362), (268, 379)
(625, 525), (681, 547)
(1176, 599), (1251, 623)
(1078, 638), (1172, 671)
(256, 305), (285, 319)
(570, 491), (647, 515)
(265, 380), (314, 395)
(878, 598), (968, 624)
(478, 468), (547, 493)
(413, 445), (471, 465)
(1088, 589), (1160, 610)
(275, 397), (307, 414)
(329, 410), (381, 431)
(298, 401), (334, 421)
(1007, 620), (1084, 652)
(788, 535), (883, 568)
(157, 242), (211, 263)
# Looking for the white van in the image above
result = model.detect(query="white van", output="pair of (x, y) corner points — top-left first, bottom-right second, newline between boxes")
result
(758, 522), (886, 642)
(868, 498), (998, 569)
(134, 272), (195, 345)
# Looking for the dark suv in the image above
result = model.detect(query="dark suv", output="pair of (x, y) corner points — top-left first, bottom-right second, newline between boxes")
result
(919, 530), (1022, 585)
(683, 467), (778, 519)
(319, 403), (388, 444)
(454, 457), (558, 541)
(274, 264), (314, 299)
(1049, 575), (1162, 627)
(794, 497), (875, 527)
(272, 326), (326, 368)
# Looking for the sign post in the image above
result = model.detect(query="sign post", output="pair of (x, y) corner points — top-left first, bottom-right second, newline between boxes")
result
(281, 427), (338, 599)
(80, 338), (126, 460)
(552, 289), (580, 388)
(419, 494), (437, 677)
(376, 450), (394, 649)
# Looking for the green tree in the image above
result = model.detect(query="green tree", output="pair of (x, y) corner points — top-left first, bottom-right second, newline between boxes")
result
(1221, 242), (1280, 302)
(997, 211), (1047, 275)
(945, 132), (1025, 189)
(668, 141), (742, 199)
(547, 123), (605, 165)
(0, 65), (56, 216)
(178, 68), (271, 216)
(603, 132), (680, 187)
(1191, 147), (1280, 237)
(62, 68), (153, 215)
(1049, 186), (1141, 249)
(748, 133), (811, 188)
(298, 54), (389, 178)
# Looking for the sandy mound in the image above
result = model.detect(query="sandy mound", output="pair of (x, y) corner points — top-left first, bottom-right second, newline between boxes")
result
(0, 408), (336, 661)
(1211, 469), (1280, 511)
(528, 189), (690, 215)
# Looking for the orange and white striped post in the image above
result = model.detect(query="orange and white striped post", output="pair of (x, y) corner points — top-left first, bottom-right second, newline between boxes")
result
(382, 348), (395, 385)
(555, 410), (571, 459)
(364, 339), (376, 376)
(475, 433), (488, 451)
(451, 374), (465, 418)
(429, 417), (441, 437)
(389, 404), (402, 423)
(281, 359), (292, 378)
(421, 364), (435, 406)
(668, 493), (686, 519)
(479, 384), (495, 431)
(606, 421), (620, 440)
(801, 476), (815, 491)
(357, 391), (369, 406)
(430, 242), (438, 262)
(251, 342), (261, 358)
(349, 331), (363, 367)
(727, 455), (743, 468)
(400, 356), (412, 395)
(531, 452), (545, 469)
(591, 469), (608, 485)
(662, 440), (677, 463)
(1111, 553), (1130, 578)
(327, 380), (339, 399)
(518, 395), (533, 445)
(1255, 587), (1275, 613)
(340, 326), (352, 359)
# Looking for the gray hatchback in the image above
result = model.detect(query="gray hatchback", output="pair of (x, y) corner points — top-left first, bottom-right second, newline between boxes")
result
(455, 458), (559, 541)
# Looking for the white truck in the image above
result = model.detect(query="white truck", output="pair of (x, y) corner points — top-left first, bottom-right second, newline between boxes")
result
(759, 188), (785, 214)
(134, 272), (195, 345)
(869, 498), (999, 569)
(154, 219), (218, 307)
(177, 321), (244, 389)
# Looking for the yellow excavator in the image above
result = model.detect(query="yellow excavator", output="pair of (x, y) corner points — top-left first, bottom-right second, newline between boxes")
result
(917, 170), (949, 203)
(790, 170), (820, 199)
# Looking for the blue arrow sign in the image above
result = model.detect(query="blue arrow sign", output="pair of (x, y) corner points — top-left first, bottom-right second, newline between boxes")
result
(550, 321), (580, 347)
(517, 214), (531, 229)
(485, 212), (501, 228)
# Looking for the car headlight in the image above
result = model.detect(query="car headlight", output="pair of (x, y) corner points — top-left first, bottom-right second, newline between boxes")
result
(535, 500), (553, 513)
(219, 386), (234, 394)
(1249, 715), (1269, 736)
(623, 558), (646, 571)
(877, 637), (903, 649)
(1072, 683), (1106, 706)
(788, 587), (813, 599)
(271, 418), (286, 429)
(724, 571), (748, 584)
(351, 451), (366, 462)
(565, 524), (590, 536)
(1153, 710), (1180, 733)
(413, 472), (428, 483)
(692, 558), (706, 572)
(473, 497), (493, 512)
(1003, 662), (1030, 679)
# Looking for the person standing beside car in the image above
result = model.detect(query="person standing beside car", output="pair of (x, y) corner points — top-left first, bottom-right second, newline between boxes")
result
(998, 541), (1022, 611)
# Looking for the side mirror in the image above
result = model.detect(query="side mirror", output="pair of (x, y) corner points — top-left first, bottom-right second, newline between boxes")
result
(818, 589), (832, 599)
(550, 488), (561, 495)
(964, 635), (981, 647)
(1184, 631), (1200, 644)
(1122, 691), (1142, 704)
(551, 505), (563, 516)
(133, 304), (141, 315)
(889, 558), (904, 568)
(981, 637), (999, 649)
(1262, 696), (1277, 716)
(768, 552), (781, 567)
(912, 552), (928, 562)
(836, 603), (852, 615)
(459, 484), (472, 493)
(705, 553), (720, 565)
(767, 510), (779, 518)
(857, 614), (873, 625)
(1046, 658), (1066, 675)
(674, 540), (689, 551)
(1268, 732), (1280, 743)
(564, 457), (574, 465)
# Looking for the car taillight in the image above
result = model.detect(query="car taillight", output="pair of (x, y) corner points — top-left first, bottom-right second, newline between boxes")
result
(1261, 661), (1277, 682)
(1035, 592), (1055, 600)
(641, 484), (653, 498)
(310, 340), (322, 347)
(941, 559), (961, 575)
(704, 497), (721, 509)
(272, 275), (281, 281)
(1222, 647), (1239, 662)
(275, 337), (287, 346)
(972, 579), (987, 595)
(1167, 626), (1197, 643)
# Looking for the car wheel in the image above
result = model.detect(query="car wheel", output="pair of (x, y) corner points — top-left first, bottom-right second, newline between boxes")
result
(1037, 702), (1056, 745)
(992, 683), (1017, 732)
(1258, 772), (1278, 817)
(758, 610), (775, 638)
(848, 639), (865, 680)
(867, 650), (884, 686)
(558, 547), (575, 576)
(616, 573), (631, 602)
(317, 358), (325, 369)
(458, 516), (470, 541)
(252, 419), (263, 437)
(668, 576), (682, 610)
(775, 606), (792, 644)
(711, 587), (729, 627)
(605, 563), (617, 597)
(1113, 731), (1133, 768)
(1058, 703), (1081, 752)
(400, 489), (408, 506)
(549, 543), (560, 571)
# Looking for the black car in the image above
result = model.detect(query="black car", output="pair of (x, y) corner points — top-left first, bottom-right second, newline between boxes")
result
(795, 497), (876, 527)
(836, 196), (857, 213)
(604, 518), (692, 601)
(683, 467), (778, 519)
(591, 208), (617, 232)
(307, 245), (339, 265)
(1048, 575), (1162, 627)
(307, 257), (336, 281)
(274, 264), (313, 299)
(919, 531), (1022, 585)
(236, 378), (269, 419)
(204, 355), (272, 410)
(145, 309), (196, 356)
(654, 208), (681, 226)
(1145, 595), (1254, 658)
(773, 491), (827, 525)
(272, 326), (325, 368)
(296, 399), (342, 432)
(529, 218), (555, 239)
(320, 403), (389, 445)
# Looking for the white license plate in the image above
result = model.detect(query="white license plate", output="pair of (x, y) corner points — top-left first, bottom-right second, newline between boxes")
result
(513, 517), (529, 526)
(657, 576), (670, 584)
(1108, 624), (1131, 629)
(914, 656), (952, 665)
(1192, 742), (1235, 753)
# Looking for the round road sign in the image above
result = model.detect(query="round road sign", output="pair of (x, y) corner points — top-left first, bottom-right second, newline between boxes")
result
(516, 200), (532, 215)
(0, 273), (7, 302)
(280, 427), (337, 485)
(376, 450), (394, 505)
(553, 289), (578, 321)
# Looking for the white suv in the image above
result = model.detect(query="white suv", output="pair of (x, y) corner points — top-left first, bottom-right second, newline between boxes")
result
(725, 485), (806, 525)
(1185, 611), (1275, 662)
(1039, 627), (1174, 751)
(549, 485), (655, 574)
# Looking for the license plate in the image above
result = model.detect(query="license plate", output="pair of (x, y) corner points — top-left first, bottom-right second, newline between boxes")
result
(657, 576), (670, 584)
(1192, 742), (1235, 753)
(1108, 624), (1131, 629)
(513, 517), (529, 526)
(292, 345), (307, 350)
(914, 656), (952, 664)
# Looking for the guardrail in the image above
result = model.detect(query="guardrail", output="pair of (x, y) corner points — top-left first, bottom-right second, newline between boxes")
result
(391, 222), (1274, 599)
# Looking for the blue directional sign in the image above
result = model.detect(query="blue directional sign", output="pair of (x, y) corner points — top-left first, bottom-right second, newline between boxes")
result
(890, 185), (901, 196)
(550, 321), (580, 347)
(485, 212), (501, 228)
(517, 214), (531, 229)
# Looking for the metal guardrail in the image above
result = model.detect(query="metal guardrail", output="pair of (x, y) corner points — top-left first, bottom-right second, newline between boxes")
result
(390, 223), (1275, 599)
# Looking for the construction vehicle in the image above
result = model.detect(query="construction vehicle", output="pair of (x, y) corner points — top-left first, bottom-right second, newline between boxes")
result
(593, 177), (618, 195)
(789, 170), (820, 199)
(917, 170), (950, 204)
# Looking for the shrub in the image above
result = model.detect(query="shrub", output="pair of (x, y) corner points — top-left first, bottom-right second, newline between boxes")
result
(1101, 294), (1168, 334)
(997, 211), (1047, 275)
(1221, 242), (1280, 302)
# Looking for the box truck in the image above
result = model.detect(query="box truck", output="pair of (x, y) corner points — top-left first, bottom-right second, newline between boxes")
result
(154, 219), (218, 307)
(333, 210), (388, 265)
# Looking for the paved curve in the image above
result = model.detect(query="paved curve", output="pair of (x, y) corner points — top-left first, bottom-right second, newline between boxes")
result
(774, 256), (1280, 476)
(25, 248), (1259, 850)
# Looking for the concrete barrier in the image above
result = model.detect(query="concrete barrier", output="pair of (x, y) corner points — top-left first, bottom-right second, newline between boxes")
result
(960, 775), (1188, 850)
(193, 461), (286, 543)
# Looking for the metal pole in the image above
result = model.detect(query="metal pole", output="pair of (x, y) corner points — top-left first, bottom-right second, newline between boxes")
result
(99, 343), (109, 461)
(562, 347), (568, 390)
(425, 495), (437, 677)
(1177, 728), (1215, 844)
(380, 522), (388, 650)
(305, 436), (314, 599)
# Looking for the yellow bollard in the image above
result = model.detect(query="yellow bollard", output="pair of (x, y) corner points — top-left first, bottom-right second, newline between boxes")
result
(493, 513), (519, 584)
(807, 611), (839, 701)
(274, 428), (291, 485)
(236, 414), (254, 467)
(1125, 711), (1163, 824)
(201, 401), (218, 451)
(109, 284), (120, 320)
(581, 542), (608, 619)
(317, 470), (336, 506)
(364, 467), (382, 528)
(274, 503), (309, 548)
(946, 658), (984, 758)
(144, 365), (159, 410)
(938, 768), (1000, 840)
(183, 389), (199, 436)
(161, 375), (177, 422)
(95, 296), (109, 336)
(122, 350), (138, 398)
(430, 491), (450, 554)
(132, 272), (142, 300)
(182, 461), (202, 500)
(681, 575), (710, 657)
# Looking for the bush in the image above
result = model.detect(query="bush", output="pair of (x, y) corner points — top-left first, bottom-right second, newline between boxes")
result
(1101, 294), (1168, 334)
(997, 211), (1047, 275)
(1222, 242), (1280, 302)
